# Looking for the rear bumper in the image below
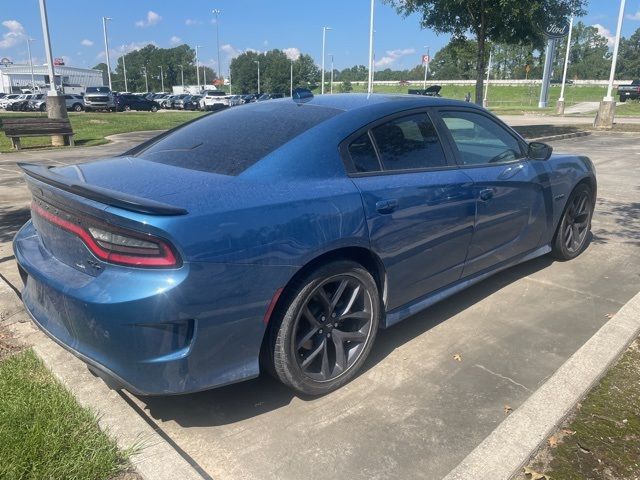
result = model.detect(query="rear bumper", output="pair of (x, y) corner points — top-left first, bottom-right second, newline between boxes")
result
(14, 220), (293, 395)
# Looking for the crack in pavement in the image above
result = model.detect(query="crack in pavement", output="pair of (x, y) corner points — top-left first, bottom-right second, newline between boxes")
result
(474, 364), (533, 392)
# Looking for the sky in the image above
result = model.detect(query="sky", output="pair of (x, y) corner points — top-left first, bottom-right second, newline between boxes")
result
(1, 0), (640, 74)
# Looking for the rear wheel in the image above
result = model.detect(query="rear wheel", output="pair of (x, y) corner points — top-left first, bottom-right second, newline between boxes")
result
(73, 103), (83, 112)
(150, 105), (158, 112)
(124, 105), (131, 111)
(39, 104), (46, 112)
(268, 260), (380, 396)
(552, 183), (594, 260)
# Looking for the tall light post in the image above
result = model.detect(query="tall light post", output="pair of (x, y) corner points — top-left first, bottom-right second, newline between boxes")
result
(321, 26), (332, 94)
(422, 46), (430, 89)
(122, 52), (128, 92)
(158, 65), (164, 92)
(254, 60), (260, 94)
(329, 54), (334, 94)
(102, 16), (112, 90)
(596, 0), (626, 128)
(557, 15), (574, 115)
(38, 0), (67, 147)
(212, 9), (221, 82)
(195, 45), (203, 90)
(26, 37), (36, 91)
(290, 60), (293, 97)
(204, 65), (207, 87)
(367, 0), (375, 95)
(483, 49), (493, 108)
(141, 66), (148, 92)
(229, 66), (232, 95)
(179, 65), (184, 89)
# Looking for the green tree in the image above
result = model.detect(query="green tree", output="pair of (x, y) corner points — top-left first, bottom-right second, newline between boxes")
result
(430, 39), (480, 80)
(618, 27), (640, 80)
(339, 80), (353, 93)
(386, 0), (586, 104)
(555, 22), (611, 80)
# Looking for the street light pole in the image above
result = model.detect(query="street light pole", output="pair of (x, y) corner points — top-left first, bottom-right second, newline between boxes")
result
(321, 26), (331, 94)
(195, 45), (202, 91)
(367, 0), (375, 95)
(26, 37), (36, 91)
(422, 45), (430, 89)
(557, 15), (574, 114)
(254, 60), (260, 95)
(329, 54), (334, 94)
(595, 0), (626, 128)
(179, 65), (184, 89)
(290, 60), (293, 97)
(142, 67), (148, 92)
(122, 53), (128, 92)
(483, 49), (493, 108)
(212, 9), (221, 82)
(159, 65), (164, 92)
(102, 16), (112, 90)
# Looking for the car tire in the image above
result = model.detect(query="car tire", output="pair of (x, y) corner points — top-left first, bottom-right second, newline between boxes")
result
(267, 260), (380, 396)
(151, 105), (158, 112)
(124, 105), (131, 111)
(619, 96), (627, 103)
(73, 103), (83, 112)
(551, 183), (594, 261)
(39, 104), (46, 112)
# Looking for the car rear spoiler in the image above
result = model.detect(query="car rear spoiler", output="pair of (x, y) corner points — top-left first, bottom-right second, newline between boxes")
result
(18, 163), (188, 216)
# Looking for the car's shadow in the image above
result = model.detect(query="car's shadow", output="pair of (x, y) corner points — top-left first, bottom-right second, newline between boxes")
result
(137, 254), (555, 428)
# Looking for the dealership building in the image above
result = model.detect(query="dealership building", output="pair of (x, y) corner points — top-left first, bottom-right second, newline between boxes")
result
(0, 64), (105, 94)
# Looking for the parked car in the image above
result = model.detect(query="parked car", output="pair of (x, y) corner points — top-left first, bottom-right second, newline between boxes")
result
(200, 90), (229, 110)
(228, 95), (244, 106)
(160, 95), (181, 109)
(114, 94), (159, 112)
(84, 86), (115, 112)
(27, 94), (47, 111)
(182, 95), (202, 111)
(6, 94), (33, 111)
(241, 94), (258, 104)
(617, 79), (640, 102)
(28, 94), (85, 112)
(172, 95), (193, 110)
(0, 93), (20, 110)
(14, 94), (596, 397)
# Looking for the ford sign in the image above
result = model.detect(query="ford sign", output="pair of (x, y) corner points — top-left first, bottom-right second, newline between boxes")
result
(544, 23), (570, 38)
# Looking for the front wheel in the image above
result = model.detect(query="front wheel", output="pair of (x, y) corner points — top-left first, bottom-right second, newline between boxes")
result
(73, 103), (83, 112)
(150, 105), (158, 112)
(552, 183), (594, 261)
(268, 260), (380, 396)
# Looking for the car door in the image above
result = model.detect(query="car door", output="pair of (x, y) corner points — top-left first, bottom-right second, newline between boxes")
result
(344, 110), (476, 312)
(435, 109), (548, 277)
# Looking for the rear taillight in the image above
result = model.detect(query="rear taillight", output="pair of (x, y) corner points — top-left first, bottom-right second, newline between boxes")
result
(31, 200), (180, 268)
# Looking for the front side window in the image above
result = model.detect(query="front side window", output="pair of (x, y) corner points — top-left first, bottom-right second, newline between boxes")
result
(440, 111), (523, 165)
(371, 113), (447, 171)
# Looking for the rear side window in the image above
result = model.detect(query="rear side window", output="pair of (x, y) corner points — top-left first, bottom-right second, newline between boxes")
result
(371, 113), (447, 171)
(348, 134), (381, 173)
(136, 102), (342, 175)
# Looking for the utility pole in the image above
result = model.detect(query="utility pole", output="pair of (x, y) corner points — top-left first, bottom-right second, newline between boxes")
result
(557, 15), (574, 115)
(159, 65), (164, 92)
(254, 60), (260, 94)
(204, 66), (207, 87)
(367, 0), (375, 95)
(38, 0), (67, 147)
(229, 66), (232, 95)
(195, 45), (202, 91)
(290, 60), (293, 97)
(26, 37), (36, 91)
(142, 66), (148, 92)
(212, 9), (221, 82)
(595, 0), (626, 128)
(321, 26), (332, 94)
(122, 53), (128, 92)
(329, 54), (334, 94)
(102, 16), (112, 90)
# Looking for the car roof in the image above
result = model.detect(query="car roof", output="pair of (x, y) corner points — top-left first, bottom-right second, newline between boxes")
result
(296, 93), (479, 113)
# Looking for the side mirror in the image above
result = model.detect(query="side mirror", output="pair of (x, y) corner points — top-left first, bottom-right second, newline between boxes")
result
(528, 142), (553, 161)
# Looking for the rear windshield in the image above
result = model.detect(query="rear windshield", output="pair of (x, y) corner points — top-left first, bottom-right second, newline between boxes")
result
(135, 102), (342, 175)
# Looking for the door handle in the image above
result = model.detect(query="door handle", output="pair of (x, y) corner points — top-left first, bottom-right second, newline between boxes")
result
(375, 199), (399, 214)
(479, 188), (494, 201)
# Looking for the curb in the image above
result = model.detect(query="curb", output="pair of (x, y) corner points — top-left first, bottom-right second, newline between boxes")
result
(443, 290), (640, 480)
(528, 131), (591, 143)
(7, 319), (206, 480)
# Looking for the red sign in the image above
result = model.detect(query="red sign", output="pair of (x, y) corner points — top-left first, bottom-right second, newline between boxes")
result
(421, 55), (431, 65)
(53, 58), (65, 66)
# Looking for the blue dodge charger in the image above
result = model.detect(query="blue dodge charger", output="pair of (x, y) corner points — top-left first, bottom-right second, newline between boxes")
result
(14, 94), (596, 396)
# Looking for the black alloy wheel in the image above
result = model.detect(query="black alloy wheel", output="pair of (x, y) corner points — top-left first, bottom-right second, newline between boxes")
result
(553, 184), (594, 260)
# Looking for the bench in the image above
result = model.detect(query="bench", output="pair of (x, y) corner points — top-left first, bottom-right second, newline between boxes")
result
(1, 117), (75, 150)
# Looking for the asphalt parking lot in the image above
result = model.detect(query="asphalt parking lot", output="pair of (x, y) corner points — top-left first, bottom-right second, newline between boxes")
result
(0, 132), (639, 479)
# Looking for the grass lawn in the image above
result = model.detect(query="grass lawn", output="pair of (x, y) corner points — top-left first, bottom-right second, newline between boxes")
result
(0, 111), (204, 153)
(0, 348), (136, 480)
(617, 101), (640, 116)
(518, 339), (640, 479)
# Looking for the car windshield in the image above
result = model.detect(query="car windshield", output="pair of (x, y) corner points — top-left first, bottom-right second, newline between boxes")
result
(135, 102), (342, 175)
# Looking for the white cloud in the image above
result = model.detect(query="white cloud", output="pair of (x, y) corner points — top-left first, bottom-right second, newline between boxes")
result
(220, 44), (242, 58)
(80, 39), (94, 47)
(283, 47), (301, 61)
(185, 19), (202, 26)
(135, 11), (162, 28)
(374, 48), (416, 68)
(0, 20), (26, 49)
(626, 10), (640, 21)
(169, 36), (181, 46)
(593, 23), (615, 48)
